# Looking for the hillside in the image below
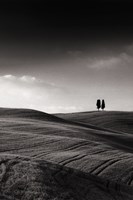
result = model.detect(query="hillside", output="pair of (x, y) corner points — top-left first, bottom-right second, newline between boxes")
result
(0, 155), (133, 200)
(0, 107), (64, 122)
(55, 111), (133, 134)
(0, 108), (133, 199)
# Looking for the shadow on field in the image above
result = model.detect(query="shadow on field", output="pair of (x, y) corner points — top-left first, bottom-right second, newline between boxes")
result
(0, 155), (132, 200)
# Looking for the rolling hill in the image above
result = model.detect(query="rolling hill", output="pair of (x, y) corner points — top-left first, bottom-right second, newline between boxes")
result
(0, 108), (133, 199)
(55, 111), (133, 134)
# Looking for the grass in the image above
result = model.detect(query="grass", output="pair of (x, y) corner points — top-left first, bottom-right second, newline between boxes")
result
(0, 108), (133, 199)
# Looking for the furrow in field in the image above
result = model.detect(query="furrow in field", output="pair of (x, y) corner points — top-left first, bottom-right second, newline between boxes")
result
(63, 141), (90, 151)
(30, 139), (76, 159)
(58, 154), (80, 164)
(60, 154), (87, 166)
(89, 160), (111, 174)
(94, 159), (120, 176)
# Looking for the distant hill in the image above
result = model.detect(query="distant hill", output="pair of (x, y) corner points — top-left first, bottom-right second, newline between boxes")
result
(55, 111), (133, 134)
(0, 107), (65, 122)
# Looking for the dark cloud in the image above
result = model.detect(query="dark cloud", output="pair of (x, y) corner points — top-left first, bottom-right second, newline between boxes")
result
(0, 0), (133, 42)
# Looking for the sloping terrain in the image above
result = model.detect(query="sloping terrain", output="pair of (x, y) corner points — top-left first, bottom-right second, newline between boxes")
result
(0, 108), (133, 199)
(0, 155), (133, 200)
(56, 111), (133, 134)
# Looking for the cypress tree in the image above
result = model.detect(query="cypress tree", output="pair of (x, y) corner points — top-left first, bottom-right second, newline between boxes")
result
(96, 99), (101, 111)
(101, 99), (105, 110)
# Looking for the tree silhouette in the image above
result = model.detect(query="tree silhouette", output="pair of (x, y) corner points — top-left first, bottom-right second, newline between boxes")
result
(96, 99), (101, 111)
(101, 99), (105, 110)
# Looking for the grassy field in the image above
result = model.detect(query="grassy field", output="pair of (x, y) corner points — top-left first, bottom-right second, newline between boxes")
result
(0, 108), (133, 199)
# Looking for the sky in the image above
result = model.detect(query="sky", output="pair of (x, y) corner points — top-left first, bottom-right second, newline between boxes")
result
(0, 0), (133, 113)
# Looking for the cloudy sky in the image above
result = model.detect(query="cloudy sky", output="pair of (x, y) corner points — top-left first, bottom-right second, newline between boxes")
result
(0, 0), (133, 113)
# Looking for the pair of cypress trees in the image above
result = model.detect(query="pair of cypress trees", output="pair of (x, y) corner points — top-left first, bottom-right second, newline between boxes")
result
(96, 99), (105, 111)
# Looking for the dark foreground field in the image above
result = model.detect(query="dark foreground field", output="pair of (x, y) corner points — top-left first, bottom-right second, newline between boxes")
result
(0, 108), (133, 199)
